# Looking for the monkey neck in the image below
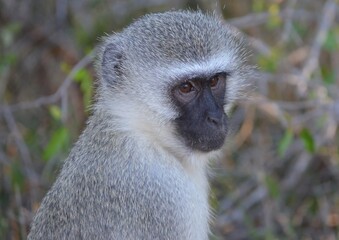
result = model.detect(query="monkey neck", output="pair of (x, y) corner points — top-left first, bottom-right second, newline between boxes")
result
(85, 107), (214, 194)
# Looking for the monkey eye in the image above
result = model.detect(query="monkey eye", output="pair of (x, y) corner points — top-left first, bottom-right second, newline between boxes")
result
(209, 73), (226, 88)
(209, 75), (220, 88)
(209, 77), (219, 88)
(179, 82), (194, 94)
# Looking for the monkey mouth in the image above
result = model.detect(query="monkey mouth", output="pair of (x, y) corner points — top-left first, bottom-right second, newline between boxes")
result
(175, 116), (228, 152)
(182, 125), (228, 152)
(190, 132), (227, 152)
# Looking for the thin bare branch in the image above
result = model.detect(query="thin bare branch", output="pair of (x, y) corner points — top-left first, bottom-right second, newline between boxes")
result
(281, 0), (299, 42)
(248, 36), (272, 56)
(0, 50), (95, 113)
(2, 105), (39, 204)
(228, 9), (314, 29)
(0, 150), (10, 165)
(299, 0), (337, 92)
(2, 106), (33, 168)
(281, 152), (312, 189)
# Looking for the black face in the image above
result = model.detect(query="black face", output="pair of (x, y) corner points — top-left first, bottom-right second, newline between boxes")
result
(172, 72), (228, 152)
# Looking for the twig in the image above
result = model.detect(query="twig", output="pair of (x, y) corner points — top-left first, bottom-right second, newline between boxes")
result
(228, 9), (314, 29)
(281, 152), (312, 190)
(0, 67), (10, 101)
(256, 71), (301, 85)
(216, 186), (267, 226)
(0, 50), (95, 112)
(0, 150), (10, 165)
(299, 0), (337, 93)
(55, 0), (69, 27)
(281, 0), (299, 43)
(248, 36), (272, 56)
(2, 105), (39, 205)
(292, 108), (327, 126)
(15, 186), (27, 239)
(218, 179), (256, 212)
(2, 106), (34, 169)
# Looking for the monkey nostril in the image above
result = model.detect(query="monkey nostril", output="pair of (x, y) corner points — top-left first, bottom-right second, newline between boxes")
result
(207, 115), (222, 127)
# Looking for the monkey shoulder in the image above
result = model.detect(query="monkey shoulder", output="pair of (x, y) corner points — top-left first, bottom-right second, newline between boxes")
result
(29, 153), (208, 240)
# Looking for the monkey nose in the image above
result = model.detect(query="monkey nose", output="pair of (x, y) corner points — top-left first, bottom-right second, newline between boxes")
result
(206, 111), (223, 128)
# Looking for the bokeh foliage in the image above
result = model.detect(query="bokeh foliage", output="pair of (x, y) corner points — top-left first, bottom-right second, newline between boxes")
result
(1, 0), (339, 239)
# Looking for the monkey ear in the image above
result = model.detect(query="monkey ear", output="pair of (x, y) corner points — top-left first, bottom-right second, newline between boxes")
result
(101, 42), (124, 85)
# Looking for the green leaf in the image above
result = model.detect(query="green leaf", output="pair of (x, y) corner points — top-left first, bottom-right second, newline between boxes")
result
(321, 67), (335, 85)
(300, 128), (315, 153)
(49, 105), (62, 120)
(292, 23), (307, 37)
(267, 4), (282, 29)
(257, 48), (282, 72)
(265, 175), (280, 199)
(252, 0), (265, 12)
(1, 22), (22, 47)
(278, 129), (294, 157)
(73, 23), (92, 49)
(324, 29), (339, 51)
(43, 127), (69, 161)
(308, 197), (319, 215)
(10, 162), (24, 190)
(74, 69), (93, 108)
(0, 53), (17, 74)
(60, 62), (71, 73)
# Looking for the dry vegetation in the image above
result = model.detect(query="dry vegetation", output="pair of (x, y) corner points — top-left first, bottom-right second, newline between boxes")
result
(0, 0), (339, 239)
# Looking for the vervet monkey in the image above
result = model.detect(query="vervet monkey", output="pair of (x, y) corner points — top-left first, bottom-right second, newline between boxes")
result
(28, 10), (252, 240)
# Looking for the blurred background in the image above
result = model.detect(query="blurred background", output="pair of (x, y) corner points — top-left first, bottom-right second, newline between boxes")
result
(0, 0), (339, 239)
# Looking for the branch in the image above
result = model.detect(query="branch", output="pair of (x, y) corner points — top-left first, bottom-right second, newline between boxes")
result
(299, 0), (337, 92)
(2, 106), (33, 168)
(0, 50), (95, 112)
(2, 105), (40, 204)
(0, 150), (10, 165)
(228, 9), (314, 29)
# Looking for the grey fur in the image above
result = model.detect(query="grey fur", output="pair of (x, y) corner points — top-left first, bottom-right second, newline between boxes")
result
(28, 10), (252, 240)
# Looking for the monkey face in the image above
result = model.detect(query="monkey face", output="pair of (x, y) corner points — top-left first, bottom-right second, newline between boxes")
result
(172, 72), (228, 152)
(98, 11), (252, 156)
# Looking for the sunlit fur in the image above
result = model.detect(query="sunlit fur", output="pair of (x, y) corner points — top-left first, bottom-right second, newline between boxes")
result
(28, 11), (252, 240)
